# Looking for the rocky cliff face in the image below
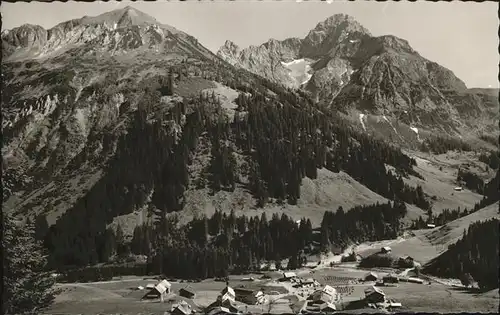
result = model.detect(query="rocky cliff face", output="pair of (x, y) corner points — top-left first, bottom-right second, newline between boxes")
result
(216, 14), (498, 139)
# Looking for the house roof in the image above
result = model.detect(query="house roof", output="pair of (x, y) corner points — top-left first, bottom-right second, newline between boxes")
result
(318, 302), (337, 311)
(154, 280), (171, 294)
(172, 302), (192, 315)
(381, 246), (392, 251)
(283, 272), (297, 278)
(180, 286), (196, 294)
(365, 271), (378, 278)
(364, 286), (385, 296)
(221, 286), (235, 296)
(321, 285), (337, 296)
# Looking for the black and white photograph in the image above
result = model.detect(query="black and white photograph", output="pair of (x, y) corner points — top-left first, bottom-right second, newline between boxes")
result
(1, 1), (499, 314)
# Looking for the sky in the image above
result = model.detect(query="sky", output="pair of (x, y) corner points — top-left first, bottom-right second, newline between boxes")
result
(2, 1), (498, 88)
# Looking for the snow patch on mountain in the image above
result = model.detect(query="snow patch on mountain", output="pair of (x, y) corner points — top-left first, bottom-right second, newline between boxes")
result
(359, 113), (366, 131)
(410, 126), (421, 141)
(280, 58), (313, 87)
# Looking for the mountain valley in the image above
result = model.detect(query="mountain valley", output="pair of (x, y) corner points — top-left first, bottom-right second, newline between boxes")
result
(1, 6), (499, 314)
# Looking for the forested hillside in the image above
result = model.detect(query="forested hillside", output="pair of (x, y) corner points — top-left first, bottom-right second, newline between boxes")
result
(38, 68), (433, 269)
(424, 218), (499, 290)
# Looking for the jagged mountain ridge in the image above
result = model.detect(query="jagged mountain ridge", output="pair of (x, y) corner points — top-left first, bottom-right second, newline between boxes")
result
(2, 6), (215, 61)
(217, 14), (498, 141)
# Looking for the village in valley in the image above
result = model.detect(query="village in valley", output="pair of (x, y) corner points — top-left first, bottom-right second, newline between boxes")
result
(136, 245), (418, 315)
(48, 240), (497, 315)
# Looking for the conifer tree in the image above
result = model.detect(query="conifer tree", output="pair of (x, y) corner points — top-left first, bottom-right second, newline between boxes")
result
(2, 213), (57, 314)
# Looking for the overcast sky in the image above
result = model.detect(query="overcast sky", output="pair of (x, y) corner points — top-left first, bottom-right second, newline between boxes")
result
(2, 1), (498, 88)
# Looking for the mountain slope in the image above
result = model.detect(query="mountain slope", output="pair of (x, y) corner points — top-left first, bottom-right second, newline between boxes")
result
(217, 14), (499, 144)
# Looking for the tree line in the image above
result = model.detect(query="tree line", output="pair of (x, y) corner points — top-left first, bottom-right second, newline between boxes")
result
(423, 218), (499, 290)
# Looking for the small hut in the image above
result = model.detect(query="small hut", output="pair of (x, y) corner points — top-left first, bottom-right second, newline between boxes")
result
(179, 286), (196, 299)
(364, 272), (378, 282)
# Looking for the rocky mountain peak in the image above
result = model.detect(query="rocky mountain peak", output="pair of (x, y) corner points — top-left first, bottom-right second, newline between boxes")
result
(300, 14), (371, 58)
(80, 6), (160, 29)
(217, 40), (241, 66)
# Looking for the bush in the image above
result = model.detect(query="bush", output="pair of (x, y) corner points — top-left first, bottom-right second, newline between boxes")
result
(359, 253), (396, 268)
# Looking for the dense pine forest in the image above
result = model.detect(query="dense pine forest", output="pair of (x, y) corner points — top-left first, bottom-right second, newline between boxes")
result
(423, 218), (499, 290)
(47, 200), (409, 281)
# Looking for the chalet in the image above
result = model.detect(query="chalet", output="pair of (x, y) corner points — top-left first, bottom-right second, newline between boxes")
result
(305, 301), (337, 313)
(364, 286), (386, 303)
(308, 285), (337, 304)
(234, 287), (265, 304)
(282, 272), (297, 280)
(380, 246), (392, 254)
(142, 280), (171, 301)
(364, 272), (379, 282)
(171, 301), (193, 315)
(218, 286), (236, 303)
(179, 286), (196, 299)
(207, 299), (239, 314)
(382, 274), (399, 284)
(299, 278), (320, 288)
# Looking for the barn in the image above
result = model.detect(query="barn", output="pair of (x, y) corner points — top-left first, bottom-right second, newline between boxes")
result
(142, 279), (171, 300)
(364, 272), (378, 282)
(179, 286), (196, 299)
(218, 286), (236, 303)
(383, 274), (399, 284)
(307, 285), (338, 304)
(234, 287), (265, 305)
(282, 272), (297, 280)
(364, 286), (386, 303)
(171, 301), (193, 315)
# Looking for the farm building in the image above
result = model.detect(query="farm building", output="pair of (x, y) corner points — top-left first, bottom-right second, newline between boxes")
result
(234, 287), (265, 305)
(307, 285), (338, 304)
(383, 274), (399, 284)
(179, 286), (196, 299)
(304, 301), (336, 313)
(171, 301), (193, 315)
(207, 299), (239, 314)
(218, 286), (236, 303)
(408, 277), (424, 284)
(364, 272), (378, 281)
(142, 280), (171, 300)
(282, 272), (297, 280)
(299, 278), (320, 288)
(364, 286), (386, 303)
(380, 246), (392, 254)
